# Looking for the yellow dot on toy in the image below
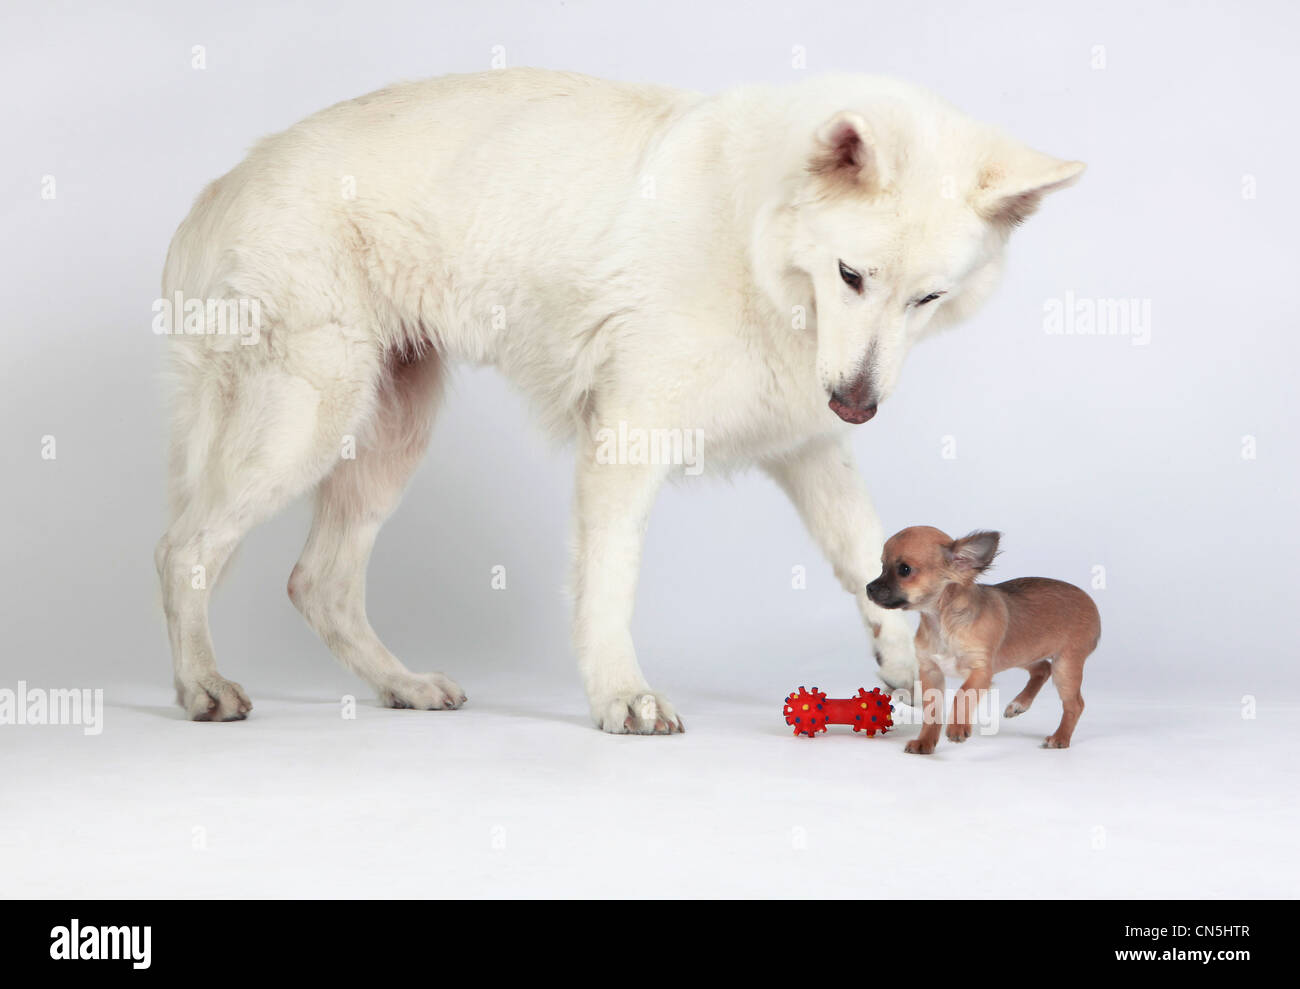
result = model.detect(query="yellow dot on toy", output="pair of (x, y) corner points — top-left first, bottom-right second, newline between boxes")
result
(861, 702), (868, 708)
(801, 704), (809, 711)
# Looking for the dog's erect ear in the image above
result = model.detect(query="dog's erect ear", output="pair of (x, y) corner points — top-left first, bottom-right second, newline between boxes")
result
(810, 111), (887, 194)
(973, 147), (1085, 230)
(948, 530), (1001, 575)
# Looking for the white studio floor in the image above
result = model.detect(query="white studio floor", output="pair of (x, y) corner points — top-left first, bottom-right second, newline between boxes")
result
(3, 673), (1295, 899)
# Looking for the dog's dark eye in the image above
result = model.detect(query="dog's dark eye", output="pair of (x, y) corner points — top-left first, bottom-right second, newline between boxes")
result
(915, 292), (944, 306)
(897, 562), (912, 577)
(838, 261), (864, 293)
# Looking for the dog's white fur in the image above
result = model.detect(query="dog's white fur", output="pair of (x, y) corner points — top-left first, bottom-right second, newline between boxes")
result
(155, 68), (1083, 730)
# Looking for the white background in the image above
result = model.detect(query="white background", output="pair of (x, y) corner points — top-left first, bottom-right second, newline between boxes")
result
(2, 0), (1296, 898)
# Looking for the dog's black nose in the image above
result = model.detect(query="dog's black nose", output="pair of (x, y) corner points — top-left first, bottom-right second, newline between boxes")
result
(828, 373), (878, 424)
(829, 394), (877, 424)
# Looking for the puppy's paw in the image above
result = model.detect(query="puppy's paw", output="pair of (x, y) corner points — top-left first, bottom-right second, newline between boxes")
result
(946, 722), (972, 743)
(379, 672), (466, 710)
(178, 675), (252, 722)
(592, 691), (684, 735)
(904, 736), (937, 755)
(1004, 700), (1028, 718)
(1042, 734), (1071, 749)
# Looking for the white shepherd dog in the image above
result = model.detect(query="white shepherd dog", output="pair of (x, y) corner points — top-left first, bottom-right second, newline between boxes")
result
(156, 69), (1083, 732)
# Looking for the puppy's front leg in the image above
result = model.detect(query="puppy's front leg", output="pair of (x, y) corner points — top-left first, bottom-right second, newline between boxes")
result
(905, 658), (945, 754)
(572, 428), (680, 735)
(947, 662), (992, 744)
(764, 436), (918, 698)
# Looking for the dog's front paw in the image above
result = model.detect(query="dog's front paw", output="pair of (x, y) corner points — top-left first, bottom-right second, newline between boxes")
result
(177, 675), (252, 722)
(887, 683), (915, 708)
(592, 691), (684, 735)
(946, 722), (972, 743)
(904, 736), (937, 755)
(378, 672), (466, 710)
(870, 612), (917, 703)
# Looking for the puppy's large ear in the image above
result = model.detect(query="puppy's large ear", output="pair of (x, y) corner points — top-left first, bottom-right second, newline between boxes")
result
(810, 111), (887, 195)
(948, 530), (1001, 575)
(973, 146), (1084, 230)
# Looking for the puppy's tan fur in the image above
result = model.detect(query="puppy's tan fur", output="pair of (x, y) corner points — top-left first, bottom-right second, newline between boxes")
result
(866, 526), (1100, 753)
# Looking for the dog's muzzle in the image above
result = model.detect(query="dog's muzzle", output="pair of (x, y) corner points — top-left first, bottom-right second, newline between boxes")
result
(828, 373), (878, 424)
(866, 578), (905, 609)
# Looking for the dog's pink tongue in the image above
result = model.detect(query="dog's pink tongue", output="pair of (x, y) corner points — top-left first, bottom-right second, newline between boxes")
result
(829, 396), (877, 424)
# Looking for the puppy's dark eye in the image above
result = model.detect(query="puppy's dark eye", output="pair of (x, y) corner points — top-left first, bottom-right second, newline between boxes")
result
(897, 562), (912, 577)
(915, 292), (944, 306)
(838, 261), (864, 293)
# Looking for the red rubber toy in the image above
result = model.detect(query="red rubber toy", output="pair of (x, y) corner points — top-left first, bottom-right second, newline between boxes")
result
(783, 686), (894, 737)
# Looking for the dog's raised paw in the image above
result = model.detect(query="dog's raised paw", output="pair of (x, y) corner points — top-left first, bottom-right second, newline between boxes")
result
(594, 691), (683, 735)
(889, 685), (915, 707)
(873, 628), (917, 706)
(1004, 700), (1027, 718)
(179, 675), (252, 722)
(379, 672), (466, 711)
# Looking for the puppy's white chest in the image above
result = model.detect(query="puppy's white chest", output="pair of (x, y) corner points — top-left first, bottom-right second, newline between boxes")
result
(932, 651), (965, 678)
(921, 620), (974, 679)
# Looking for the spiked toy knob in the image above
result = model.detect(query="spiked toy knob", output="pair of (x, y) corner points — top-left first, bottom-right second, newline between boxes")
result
(783, 686), (830, 737)
(848, 686), (894, 736)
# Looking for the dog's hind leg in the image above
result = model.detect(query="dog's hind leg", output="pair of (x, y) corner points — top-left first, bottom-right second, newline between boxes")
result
(1044, 651), (1086, 748)
(288, 352), (465, 710)
(156, 327), (382, 720)
(1004, 659), (1051, 718)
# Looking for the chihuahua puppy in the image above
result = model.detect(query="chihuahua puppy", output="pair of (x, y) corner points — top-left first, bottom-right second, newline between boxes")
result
(867, 527), (1100, 754)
